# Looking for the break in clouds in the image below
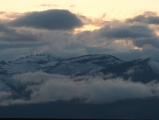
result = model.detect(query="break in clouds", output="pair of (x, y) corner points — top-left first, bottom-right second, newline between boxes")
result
(0, 71), (159, 106)
(0, 9), (159, 60)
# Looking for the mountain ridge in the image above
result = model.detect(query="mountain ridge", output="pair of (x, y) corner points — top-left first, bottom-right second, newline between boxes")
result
(0, 54), (159, 106)
(0, 54), (159, 82)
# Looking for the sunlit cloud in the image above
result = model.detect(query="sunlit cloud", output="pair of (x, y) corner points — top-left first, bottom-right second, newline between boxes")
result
(0, 12), (22, 21)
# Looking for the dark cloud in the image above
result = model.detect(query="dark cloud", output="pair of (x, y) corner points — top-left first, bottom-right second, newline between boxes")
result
(11, 9), (83, 30)
(0, 41), (45, 49)
(0, 24), (44, 60)
(0, 32), (39, 42)
(0, 24), (41, 42)
(112, 47), (159, 61)
(98, 21), (159, 49)
(134, 37), (159, 48)
(0, 24), (14, 33)
(128, 15), (159, 24)
(0, 11), (159, 61)
(100, 25), (154, 39)
(127, 12), (159, 24)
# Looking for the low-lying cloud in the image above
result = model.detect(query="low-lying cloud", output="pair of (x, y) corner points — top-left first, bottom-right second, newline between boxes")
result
(0, 71), (158, 106)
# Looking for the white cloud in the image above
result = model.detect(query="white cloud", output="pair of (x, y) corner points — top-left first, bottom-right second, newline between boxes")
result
(2, 71), (157, 106)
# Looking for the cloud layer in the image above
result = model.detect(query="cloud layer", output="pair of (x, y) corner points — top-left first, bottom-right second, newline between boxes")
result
(0, 71), (158, 106)
(127, 11), (159, 25)
(0, 10), (159, 61)
(11, 9), (83, 30)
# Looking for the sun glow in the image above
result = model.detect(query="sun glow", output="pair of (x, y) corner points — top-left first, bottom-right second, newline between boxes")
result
(134, 47), (143, 50)
(115, 40), (132, 46)
(73, 25), (101, 34)
(114, 40), (143, 51)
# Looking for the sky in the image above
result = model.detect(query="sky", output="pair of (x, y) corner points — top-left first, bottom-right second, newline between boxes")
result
(0, 0), (159, 61)
(1, 0), (159, 19)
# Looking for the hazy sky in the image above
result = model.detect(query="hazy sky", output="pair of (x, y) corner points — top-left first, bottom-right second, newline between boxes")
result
(1, 0), (159, 19)
(0, 0), (159, 61)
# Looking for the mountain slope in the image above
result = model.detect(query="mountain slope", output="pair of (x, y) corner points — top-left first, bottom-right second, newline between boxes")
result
(1, 54), (60, 74)
(0, 54), (158, 107)
(100, 58), (159, 83)
(45, 54), (124, 75)
(0, 54), (159, 83)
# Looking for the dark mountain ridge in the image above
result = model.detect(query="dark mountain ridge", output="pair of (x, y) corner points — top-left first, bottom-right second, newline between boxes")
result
(0, 54), (159, 83)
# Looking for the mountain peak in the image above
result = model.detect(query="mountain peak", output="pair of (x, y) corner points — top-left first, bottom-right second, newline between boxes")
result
(63, 54), (124, 63)
(10, 54), (59, 64)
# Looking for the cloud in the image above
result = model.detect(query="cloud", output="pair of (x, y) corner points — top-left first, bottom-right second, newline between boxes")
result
(11, 9), (83, 30)
(78, 15), (106, 27)
(97, 20), (159, 49)
(111, 47), (159, 61)
(0, 11), (22, 21)
(70, 5), (76, 8)
(100, 24), (154, 39)
(0, 71), (157, 106)
(0, 24), (41, 42)
(0, 28), (89, 60)
(0, 11), (159, 61)
(134, 37), (159, 48)
(127, 11), (159, 25)
(40, 4), (59, 7)
(0, 24), (14, 33)
(0, 92), (12, 101)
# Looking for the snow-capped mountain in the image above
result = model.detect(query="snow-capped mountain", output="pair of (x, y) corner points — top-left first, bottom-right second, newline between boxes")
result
(1, 54), (60, 74)
(100, 58), (159, 83)
(45, 54), (124, 75)
(0, 54), (159, 103)
(0, 54), (124, 75)
(0, 54), (159, 81)
(0, 54), (158, 91)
